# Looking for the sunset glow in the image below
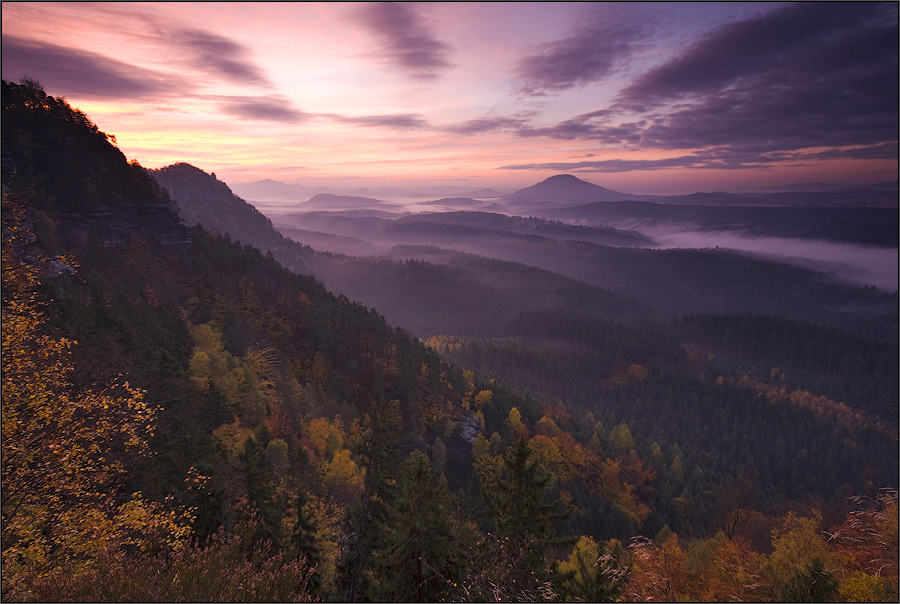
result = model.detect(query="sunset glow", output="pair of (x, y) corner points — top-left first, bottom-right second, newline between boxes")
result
(3, 2), (897, 192)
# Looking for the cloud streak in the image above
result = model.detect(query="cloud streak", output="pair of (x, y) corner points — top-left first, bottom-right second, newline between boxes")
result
(498, 145), (898, 174)
(358, 3), (453, 80)
(1, 35), (185, 100)
(516, 5), (643, 95)
(499, 156), (705, 173)
(442, 116), (528, 136)
(329, 113), (429, 129)
(169, 28), (273, 87)
(218, 96), (309, 122)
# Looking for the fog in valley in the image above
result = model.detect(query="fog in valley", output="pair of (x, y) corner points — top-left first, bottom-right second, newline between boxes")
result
(642, 226), (899, 292)
(244, 177), (899, 297)
(205, 174), (898, 344)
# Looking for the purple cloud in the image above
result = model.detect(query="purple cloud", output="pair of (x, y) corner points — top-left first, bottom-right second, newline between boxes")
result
(220, 97), (309, 122)
(359, 3), (453, 79)
(170, 28), (273, 87)
(806, 144), (898, 161)
(612, 2), (898, 153)
(508, 3), (897, 172)
(515, 110), (640, 143)
(442, 116), (528, 135)
(1, 35), (184, 100)
(516, 5), (643, 96)
(329, 113), (429, 129)
(499, 156), (710, 173)
(327, 113), (531, 134)
(619, 3), (896, 108)
(497, 145), (897, 174)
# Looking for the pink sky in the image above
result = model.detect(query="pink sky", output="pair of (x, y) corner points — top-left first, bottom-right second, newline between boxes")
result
(2, 2), (897, 193)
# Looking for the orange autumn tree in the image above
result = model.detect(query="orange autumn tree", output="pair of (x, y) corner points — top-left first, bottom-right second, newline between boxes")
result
(1, 191), (188, 595)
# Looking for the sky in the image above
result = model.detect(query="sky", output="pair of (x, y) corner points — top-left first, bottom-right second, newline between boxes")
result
(2, 2), (897, 194)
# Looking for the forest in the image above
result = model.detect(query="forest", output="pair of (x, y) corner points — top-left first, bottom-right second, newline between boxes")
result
(2, 79), (897, 602)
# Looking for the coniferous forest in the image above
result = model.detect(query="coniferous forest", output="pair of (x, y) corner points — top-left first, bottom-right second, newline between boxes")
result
(2, 80), (898, 602)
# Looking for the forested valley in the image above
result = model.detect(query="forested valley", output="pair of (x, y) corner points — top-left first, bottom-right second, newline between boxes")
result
(2, 80), (897, 602)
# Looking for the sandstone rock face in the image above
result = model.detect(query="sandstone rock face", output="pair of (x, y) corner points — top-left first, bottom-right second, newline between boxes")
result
(55, 203), (192, 250)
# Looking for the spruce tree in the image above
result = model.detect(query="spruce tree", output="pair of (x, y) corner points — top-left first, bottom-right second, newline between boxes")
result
(342, 392), (403, 601)
(371, 451), (471, 601)
(479, 437), (570, 574)
(236, 435), (280, 550)
(291, 490), (321, 593)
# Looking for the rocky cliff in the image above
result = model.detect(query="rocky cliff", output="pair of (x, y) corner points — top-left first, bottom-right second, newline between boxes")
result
(54, 203), (192, 250)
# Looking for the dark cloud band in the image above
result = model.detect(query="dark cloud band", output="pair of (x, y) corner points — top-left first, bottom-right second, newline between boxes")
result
(498, 144), (898, 174)
(509, 3), (897, 172)
(327, 113), (429, 129)
(516, 5), (643, 96)
(171, 28), (273, 87)
(1, 35), (183, 100)
(218, 96), (309, 122)
(359, 3), (453, 80)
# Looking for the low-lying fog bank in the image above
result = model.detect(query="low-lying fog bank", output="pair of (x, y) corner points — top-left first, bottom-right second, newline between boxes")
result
(640, 225), (898, 292)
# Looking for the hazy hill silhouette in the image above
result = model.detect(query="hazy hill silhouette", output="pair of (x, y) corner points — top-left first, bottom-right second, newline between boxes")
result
(421, 197), (485, 207)
(505, 175), (897, 209)
(305, 193), (401, 211)
(506, 174), (642, 204)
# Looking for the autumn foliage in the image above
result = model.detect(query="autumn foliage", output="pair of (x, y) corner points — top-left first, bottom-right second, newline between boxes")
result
(1, 191), (190, 598)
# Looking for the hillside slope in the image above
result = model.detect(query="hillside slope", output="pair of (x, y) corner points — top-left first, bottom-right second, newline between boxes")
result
(151, 162), (313, 275)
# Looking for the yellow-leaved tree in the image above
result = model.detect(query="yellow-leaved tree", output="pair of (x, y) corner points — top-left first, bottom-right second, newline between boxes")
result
(1, 191), (189, 597)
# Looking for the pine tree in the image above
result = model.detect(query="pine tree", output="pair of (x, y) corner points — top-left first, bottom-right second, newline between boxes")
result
(342, 391), (403, 601)
(558, 536), (631, 602)
(780, 558), (838, 602)
(478, 437), (570, 574)
(236, 435), (279, 550)
(291, 490), (321, 593)
(371, 451), (471, 601)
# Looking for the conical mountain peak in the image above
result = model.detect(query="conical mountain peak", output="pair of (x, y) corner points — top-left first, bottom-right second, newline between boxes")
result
(508, 173), (635, 203)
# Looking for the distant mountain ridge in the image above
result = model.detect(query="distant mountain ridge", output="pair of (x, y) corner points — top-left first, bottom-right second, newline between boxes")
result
(233, 173), (897, 208)
(421, 197), (484, 207)
(231, 180), (509, 202)
(506, 174), (897, 208)
(731, 181), (899, 193)
(305, 193), (403, 211)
